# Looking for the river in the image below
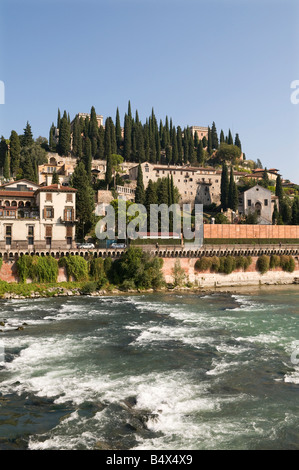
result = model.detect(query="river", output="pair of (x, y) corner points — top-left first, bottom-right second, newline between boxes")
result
(0, 286), (298, 450)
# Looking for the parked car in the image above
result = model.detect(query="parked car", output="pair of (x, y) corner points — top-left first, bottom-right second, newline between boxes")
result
(77, 243), (95, 249)
(110, 243), (126, 249)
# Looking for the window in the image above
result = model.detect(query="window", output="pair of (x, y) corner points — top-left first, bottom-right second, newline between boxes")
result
(44, 207), (54, 219)
(67, 237), (72, 245)
(5, 225), (12, 245)
(64, 208), (73, 221)
(28, 226), (34, 236)
(66, 193), (73, 203)
(264, 199), (268, 206)
(46, 193), (52, 202)
(248, 200), (251, 207)
(145, 166), (149, 173)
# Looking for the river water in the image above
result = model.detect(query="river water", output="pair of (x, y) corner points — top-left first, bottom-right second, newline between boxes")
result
(0, 286), (298, 450)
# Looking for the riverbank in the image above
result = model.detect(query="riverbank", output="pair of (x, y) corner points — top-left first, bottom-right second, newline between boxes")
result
(0, 270), (298, 301)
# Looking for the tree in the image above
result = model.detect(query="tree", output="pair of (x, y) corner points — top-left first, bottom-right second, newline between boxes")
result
(228, 166), (238, 211)
(72, 116), (82, 158)
(291, 197), (299, 225)
(52, 171), (59, 184)
(275, 174), (283, 204)
(3, 151), (10, 179)
(123, 114), (131, 161)
(197, 139), (204, 165)
(135, 164), (145, 205)
(9, 130), (21, 175)
(261, 168), (270, 188)
(227, 129), (233, 145)
(105, 153), (112, 187)
(211, 122), (218, 150)
(58, 112), (71, 155)
(145, 179), (157, 229)
(220, 130), (225, 144)
(115, 107), (122, 153)
(23, 121), (34, 147)
(234, 133), (242, 151)
(216, 143), (241, 164)
(89, 106), (99, 157)
(220, 162), (229, 211)
(0, 136), (8, 169)
(71, 161), (95, 240)
(83, 136), (92, 177)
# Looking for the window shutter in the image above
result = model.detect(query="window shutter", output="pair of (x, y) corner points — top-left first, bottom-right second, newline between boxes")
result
(66, 225), (72, 237)
(43, 208), (46, 219)
(45, 225), (52, 237)
(52, 208), (54, 219)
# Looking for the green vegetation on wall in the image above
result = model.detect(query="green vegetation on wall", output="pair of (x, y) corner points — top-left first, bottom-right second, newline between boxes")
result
(195, 255), (252, 275)
(16, 255), (59, 283)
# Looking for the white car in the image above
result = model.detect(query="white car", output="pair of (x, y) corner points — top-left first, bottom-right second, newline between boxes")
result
(110, 243), (126, 249)
(77, 243), (95, 249)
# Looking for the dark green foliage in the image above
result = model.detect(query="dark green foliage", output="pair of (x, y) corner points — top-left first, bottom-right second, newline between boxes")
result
(228, 166), (238, 211)
(17, 255), (58, 283)
(72, 116), (82, 158)
(9, 130), (21, 175)
(280, 255), (295, 272)
(216, 143), (242, 164)
(195, 255), (252, 274)
(58, 112), (71, 155)
(234, 133), (242, 150)
(220, 162), (229, 211)
(52, 171), (59, 184)
(270, 254), (281, 269)
(71, 161), (95, 239)
(0, 136), (8, 168)
(211, 122), (218, 150)
(59, 255), (89, 281)
(291, 197), (299, 225)
(197, 140), (204, 165)
(135, 164), (145, 204)
(80, 281), (98, 294)
(89, 258), (106, 283)
(227, 129), (233, 145)
(23, 122), (34, 147)
(3, 151), (10, 179)
(115, 247), (164, 290)
(257, 255), (270, 274)
(49, 123), (56, 152)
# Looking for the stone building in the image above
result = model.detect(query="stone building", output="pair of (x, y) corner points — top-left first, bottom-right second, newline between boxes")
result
(129, 162), (245, 207)
(0, 180), (77, 251)
(238, 184), (279, 225)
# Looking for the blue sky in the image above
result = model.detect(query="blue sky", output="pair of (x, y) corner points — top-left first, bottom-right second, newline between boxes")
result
(1, 0), (299, 182)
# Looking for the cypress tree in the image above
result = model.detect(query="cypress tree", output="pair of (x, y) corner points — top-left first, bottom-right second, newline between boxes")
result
(22, 149), (36, 181)
(188, 133), (195, 163)
(96, 126), (105, 159)
(197, 140), (204, 165)
(23, 122), (34, 147)
(0, 136), (8, 169)
(58, 113), (71, 155)
(72, 117), (82, 158)
(177, 127), (183, 164)
(57, 108), (61, 129)
(155, 129), (161, 163)
(71, 161), (95, 240)
(291, 197), (299, 225)
(194, 130), (199, 149)
(227, 129), (233, 145)
(145, 179), (158, 229)
(262, 168), (270, 188)
(220, 129), (225, 144)
(49, 123), (56, 152)
(135, 164), (145, 204)
(211, 122), (218, 150)
(89, 106), (99, 157)
(105, 153), (112, 187)
(275, 174), (283, 204)
(52, 171), (59, 184)
(234, 133), (242, 150)
(83, 136), (92, 177)
(202, 136), (207, 148)
(115, 107), (122, 152)
(171, 127), (178, 164)
(221, 162), (229, 211)
(104, 117), (112, 159)
(3, 151), (10, 179)
(228, 166), (238, 211)
(149, 131), (156, 163)
(207, 127), (212, 155)
(9, 130), (21, 176)
(165, 145), (172, 164)
(123, 114), (131, 161)
(136, 123), (145, 162)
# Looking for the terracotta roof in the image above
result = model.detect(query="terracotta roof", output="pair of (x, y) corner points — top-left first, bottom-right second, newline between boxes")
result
(1, 179), (39, 188)
(35, 184), (77, 192)
(0, 190), (35, 198)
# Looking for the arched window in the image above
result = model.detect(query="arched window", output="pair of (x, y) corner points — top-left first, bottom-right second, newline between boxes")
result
(255, 202), (262, 216)
(18, 201), (24, 208)
(11, 201), (17, 207)
(4, 200), (10, 207)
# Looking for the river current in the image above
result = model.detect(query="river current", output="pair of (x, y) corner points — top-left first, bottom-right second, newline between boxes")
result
(0, 286), (298, 450)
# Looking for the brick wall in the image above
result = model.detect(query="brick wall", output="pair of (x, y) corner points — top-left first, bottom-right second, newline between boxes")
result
(204, 224), (299, 239)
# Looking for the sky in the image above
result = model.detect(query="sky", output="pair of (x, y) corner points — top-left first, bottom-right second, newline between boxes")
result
(0, 0), (299, 182)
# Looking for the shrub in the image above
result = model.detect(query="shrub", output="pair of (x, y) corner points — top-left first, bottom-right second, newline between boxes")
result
(80, 281), (98, 295)
(243, 256), (252, 271)
(257, 255), (270, 274)
(270, 255), (281, 269)
(59, 255), (89, 281)
(17, 255), (58, 283)
(210, 256), (220, 272)
(172, 259), (186, 287)
(89, 258), (105, 282)
(280, 255), (295, 273)
(195, 257), (212, 271)
(120, 279), (136, 291)
(222, 256), (236, 274)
